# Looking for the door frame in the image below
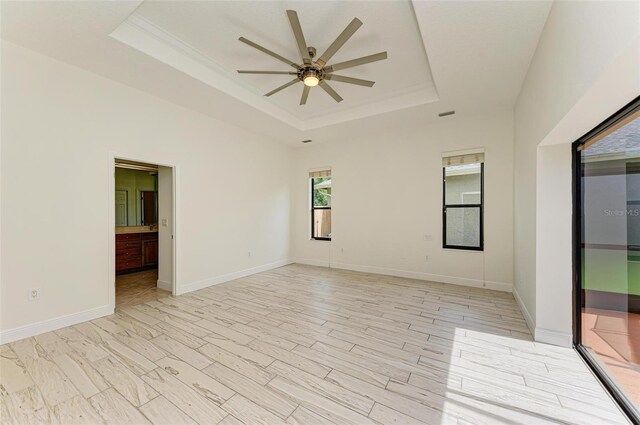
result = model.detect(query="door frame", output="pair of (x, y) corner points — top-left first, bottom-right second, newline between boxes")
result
(108, 152), (179, 310)
(572, 95), (640, 422)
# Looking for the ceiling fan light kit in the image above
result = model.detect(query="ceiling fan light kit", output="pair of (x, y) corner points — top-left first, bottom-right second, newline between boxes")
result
(237, 10), (387, 105)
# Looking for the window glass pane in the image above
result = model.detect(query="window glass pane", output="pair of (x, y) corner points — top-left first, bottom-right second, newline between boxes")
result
(579, 112), (640, 413)
(312, 209), (331, 239)
(445, 207), (480, 247)
(445, 164), (481, 205)
(313, 178), (331, 207)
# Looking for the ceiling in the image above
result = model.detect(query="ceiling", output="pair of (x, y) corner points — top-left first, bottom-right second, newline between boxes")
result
(0, 0), (552, 145)
(116, 1), (437, 129)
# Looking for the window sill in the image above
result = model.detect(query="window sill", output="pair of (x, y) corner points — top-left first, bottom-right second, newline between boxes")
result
(442, 247), (484, 252)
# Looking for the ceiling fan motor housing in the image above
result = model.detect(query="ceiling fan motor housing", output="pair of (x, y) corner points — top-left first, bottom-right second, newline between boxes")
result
(298, 66), (324, 83)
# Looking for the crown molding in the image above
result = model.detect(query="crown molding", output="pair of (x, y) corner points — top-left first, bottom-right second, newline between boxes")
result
(111, 13), (439, 131)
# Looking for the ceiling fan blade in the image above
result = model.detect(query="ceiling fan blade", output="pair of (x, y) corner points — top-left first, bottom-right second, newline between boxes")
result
(300, 85), (310, 105)
(319, 81), (343, 103)
(237, 70), (298, 75)
(325, 74), (375, 87)
(239, 37), (299, 69)
(286, 10), (312, 65)
(264, 78), (300, 97)
(315, 18), (363, 68)
(324, 52), (388, 73)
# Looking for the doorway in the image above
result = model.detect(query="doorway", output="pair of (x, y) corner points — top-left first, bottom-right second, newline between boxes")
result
(112, 157), (175, 309)
(573, 96), (640, 421)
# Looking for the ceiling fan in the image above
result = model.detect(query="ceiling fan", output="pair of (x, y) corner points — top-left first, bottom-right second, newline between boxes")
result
(237, 10), (387, 105)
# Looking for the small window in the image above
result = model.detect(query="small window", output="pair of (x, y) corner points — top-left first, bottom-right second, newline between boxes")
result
(310, 170), (331, 240)
(442, 153), (484, 250)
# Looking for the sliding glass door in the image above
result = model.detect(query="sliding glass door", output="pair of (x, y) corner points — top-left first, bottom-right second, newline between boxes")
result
(574, 96), (640, 421)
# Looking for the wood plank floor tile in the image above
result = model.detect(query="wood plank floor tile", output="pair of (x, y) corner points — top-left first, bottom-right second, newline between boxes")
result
(287, 406), (338, 425)
(267, 376), (377, 425)
(204, 336), (274, 367)
(141, 368), (227, 424)
(221, 394), (288, 425)
(54, 327), (110, 362)
(11, 338), (79, 407)
(267, 360), (373, 415)
(248, 340), (330, 378)
(150, 335), (212, 370)
(0, 264), (628, 424)
(52, 395), (104, 425)
(155, 356), (235, 404)
(203, 362), (296, 419)
(198, 344), (276, 386)
(1, 386), (59, 425)
(89, 387), (152, 425)
(100, 338), (158, 376)
(0, 347), (34, 394)
(368, 403), (427, 425)
(92, 356), (158, 407)
(51, 352), (109, 399)
(138, 395), (198, 425)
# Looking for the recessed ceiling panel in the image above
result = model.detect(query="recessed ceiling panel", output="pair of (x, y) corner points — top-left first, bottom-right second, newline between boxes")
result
(112, 0), (438, 129)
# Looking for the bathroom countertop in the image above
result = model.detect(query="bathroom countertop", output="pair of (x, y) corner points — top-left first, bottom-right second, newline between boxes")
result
(115, 226), (158, 234)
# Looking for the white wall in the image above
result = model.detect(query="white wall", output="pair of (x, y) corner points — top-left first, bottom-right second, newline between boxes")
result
(535, 143), (573, 345)
(157, 165), (173, 292)
(514, 0), (640, 344)
(291, 108), (515, 292)
(0, 42), (292, 342)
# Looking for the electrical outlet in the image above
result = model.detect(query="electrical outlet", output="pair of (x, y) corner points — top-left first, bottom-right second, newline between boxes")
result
(425, 255), (429, 261)
(424, 234), (433, 241)
(161, 218), (168, 227)
(28, 287), (41, 301)
(248, 251), (251, 258)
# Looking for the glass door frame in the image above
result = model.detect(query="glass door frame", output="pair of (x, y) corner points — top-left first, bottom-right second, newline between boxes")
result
(572, 95), (640, 422)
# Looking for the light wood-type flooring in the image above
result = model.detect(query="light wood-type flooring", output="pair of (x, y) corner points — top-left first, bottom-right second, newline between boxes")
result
(116, 269), (170, 307)
(0, 264), (629, 424)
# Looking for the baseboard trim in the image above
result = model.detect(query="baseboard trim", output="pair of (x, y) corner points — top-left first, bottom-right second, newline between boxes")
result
(0, 304), (113, 345)
(292, 260), (512, 292)
(512, 286), (535, 334)
(177, 259), (294, 295)
(292, 258), (331, 268)
(156, 279), (172, 291)
(535, 327), (572, 347)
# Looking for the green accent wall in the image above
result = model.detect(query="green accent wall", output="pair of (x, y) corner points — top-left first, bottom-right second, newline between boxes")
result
(115, 168), (157, 226)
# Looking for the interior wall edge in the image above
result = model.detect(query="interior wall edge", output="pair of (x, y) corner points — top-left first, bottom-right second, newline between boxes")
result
(1, 42), (293, 332)
(292, 258), (332, 268)
(0, 304), (113, 345)
(534, 327), (573, 348)
(294, 260), (513, 293)
(156, 279), (172, 291)
(512, 284), (535, 334)
(176, 258), (294, 295)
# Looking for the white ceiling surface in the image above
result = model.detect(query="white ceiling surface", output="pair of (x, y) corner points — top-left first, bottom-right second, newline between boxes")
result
(123, 1), (437, 128)
(1, 1), (551, 145)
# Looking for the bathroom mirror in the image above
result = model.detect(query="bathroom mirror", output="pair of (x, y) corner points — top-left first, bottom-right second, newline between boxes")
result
(115, 167), (158, 227)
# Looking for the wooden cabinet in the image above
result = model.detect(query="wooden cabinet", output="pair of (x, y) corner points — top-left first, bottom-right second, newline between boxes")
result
(116, 232), (158, 273)
(142, 236), (159, 266)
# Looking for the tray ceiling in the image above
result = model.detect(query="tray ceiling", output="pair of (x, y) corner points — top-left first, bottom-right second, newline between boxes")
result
(111, 1), (438, 130)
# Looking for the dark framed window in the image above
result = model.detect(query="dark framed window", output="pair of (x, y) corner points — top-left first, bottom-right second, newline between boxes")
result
(311, 175), (331, 240)
(442, 161), (484, 250)
(573, 95), (640, 422)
